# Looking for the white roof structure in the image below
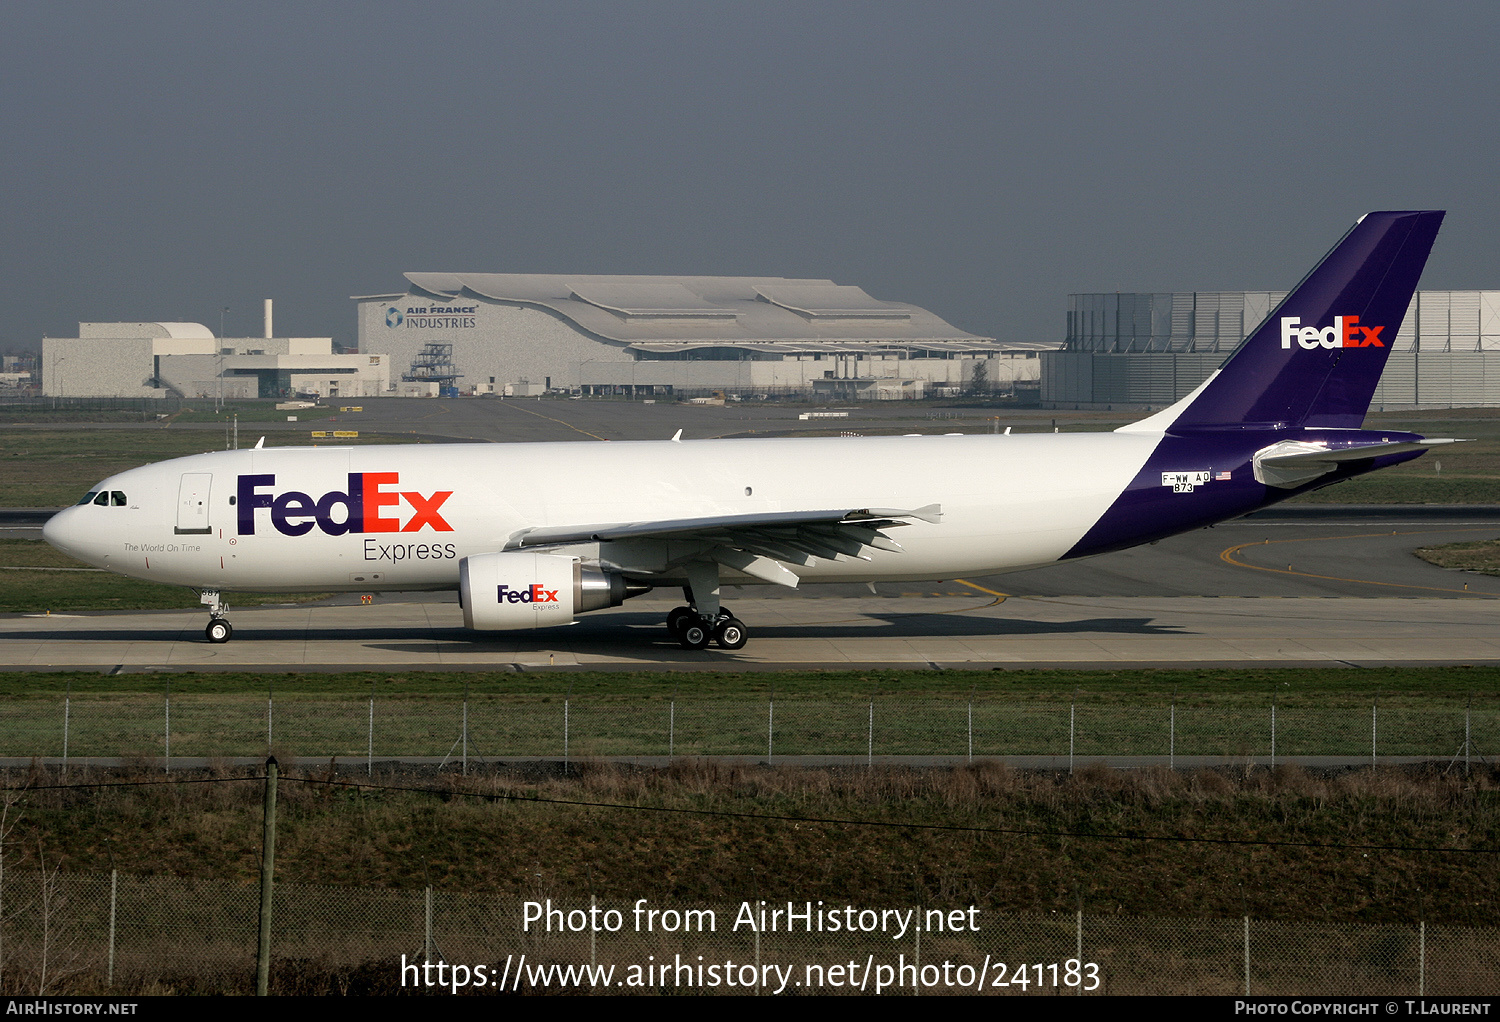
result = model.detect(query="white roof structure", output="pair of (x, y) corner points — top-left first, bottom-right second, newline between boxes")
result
(380, 273), (997, 350)
(77, 321), (216, 340)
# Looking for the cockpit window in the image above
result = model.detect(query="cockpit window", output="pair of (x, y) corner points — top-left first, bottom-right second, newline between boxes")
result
(93, 492), (109, 506)
(111, 491), (127, 506)
(77, 492), (99, 505)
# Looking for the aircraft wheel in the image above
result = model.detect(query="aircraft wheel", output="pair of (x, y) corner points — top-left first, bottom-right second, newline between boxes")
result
(205, 619), (233, 644)
(678, 618), (712, 650)
(714, 617), (748, 650)
(667, 606), (695, 638)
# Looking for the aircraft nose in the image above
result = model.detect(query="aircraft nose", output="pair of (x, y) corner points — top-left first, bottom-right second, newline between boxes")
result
(42, 506), (92, 562)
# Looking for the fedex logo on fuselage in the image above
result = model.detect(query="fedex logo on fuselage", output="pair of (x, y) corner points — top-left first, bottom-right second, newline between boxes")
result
(1280, 316), (1385, 349)
(497, 584), (559, 604)
(237, 473), (454, 537)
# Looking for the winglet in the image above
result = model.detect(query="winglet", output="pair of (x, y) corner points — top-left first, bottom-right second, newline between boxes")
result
(670, 429), (683, 443)
(254, 436), (265, 450)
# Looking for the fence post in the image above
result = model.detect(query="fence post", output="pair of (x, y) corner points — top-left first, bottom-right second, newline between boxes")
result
(1169, 690), (1175, 771)
(62, 682), (70, 779)
(462, 682), (469, 777)
(367, 682), (374, 777)
(107, 868), (116, 987)
(868, 685), (877, 770)
(754, 915), (761, 995)
(1270, 696), (1276, 770)
(1069, 690), (1076, 775)
(564, 682), (573, 771)
(424, 886), (434, 963)
(163, 680), (170, 775)
(1419, 920), (1425, 995)
(914, 915), (921, 995)
(1465, 694), (1472, 776)
(256, 757), (279, 996)
(967, 689), (973, 765)
(669, 699), (675, 758)
(1372, 697), (1378, 768)
(1076, 908), (1083, 996)
(267, 679), (273, 754)
(767, 690), (774, 763)
(1243, 915), (1250, 996)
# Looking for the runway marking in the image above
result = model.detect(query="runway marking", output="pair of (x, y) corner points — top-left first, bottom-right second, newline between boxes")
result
(953, 578), (1009, 606)
(1219, 528), (1500, 597)
(497, 402), (612, 441)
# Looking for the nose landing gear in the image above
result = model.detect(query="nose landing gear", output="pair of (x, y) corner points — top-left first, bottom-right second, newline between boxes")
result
(200, 589), (232, 643)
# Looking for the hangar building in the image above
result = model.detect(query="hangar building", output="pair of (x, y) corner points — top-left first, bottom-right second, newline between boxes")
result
(42, 316), (389, 400)
(355, 274), (1042, 399)
(1042, 290), (1500, 409)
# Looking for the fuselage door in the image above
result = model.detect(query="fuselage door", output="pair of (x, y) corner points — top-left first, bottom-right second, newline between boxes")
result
(176, 473), (212, 535)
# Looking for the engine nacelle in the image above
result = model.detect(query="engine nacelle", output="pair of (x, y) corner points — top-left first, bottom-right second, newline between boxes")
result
(459, 552), (642, 630)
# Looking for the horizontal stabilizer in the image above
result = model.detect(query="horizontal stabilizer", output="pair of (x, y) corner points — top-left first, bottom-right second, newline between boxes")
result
(1253, 438), (1462, 489)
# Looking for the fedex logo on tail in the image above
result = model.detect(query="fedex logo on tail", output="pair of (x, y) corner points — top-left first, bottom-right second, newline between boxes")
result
(1280, 316), (1385, 349)
(237, 473), (454, 537)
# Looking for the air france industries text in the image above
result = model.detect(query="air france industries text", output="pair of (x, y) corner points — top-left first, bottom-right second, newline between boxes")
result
(399, 305), (478, 329)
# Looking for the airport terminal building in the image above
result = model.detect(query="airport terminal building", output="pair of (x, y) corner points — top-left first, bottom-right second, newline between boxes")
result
(1043, 290), (1500, 409)
(355, 274), (1044, 399)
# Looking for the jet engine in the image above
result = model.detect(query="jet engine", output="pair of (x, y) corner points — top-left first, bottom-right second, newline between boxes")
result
(459, 552), (645, 630)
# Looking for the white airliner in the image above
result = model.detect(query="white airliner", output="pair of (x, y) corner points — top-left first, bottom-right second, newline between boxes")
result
(43, 211), (1453, 650)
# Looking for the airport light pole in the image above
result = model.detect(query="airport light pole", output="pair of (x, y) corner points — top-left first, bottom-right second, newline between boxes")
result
(217, 307), (228, 412)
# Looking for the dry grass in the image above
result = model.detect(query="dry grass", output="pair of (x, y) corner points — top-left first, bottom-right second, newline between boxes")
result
(0, 761), (1495, 994)
(2, 760), (1496, 932)
(1416, 540), (1500, 577)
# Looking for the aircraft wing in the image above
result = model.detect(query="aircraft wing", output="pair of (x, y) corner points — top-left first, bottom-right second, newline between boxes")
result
(1253, 438), (1462, 488)
(504, 504), (942, 587)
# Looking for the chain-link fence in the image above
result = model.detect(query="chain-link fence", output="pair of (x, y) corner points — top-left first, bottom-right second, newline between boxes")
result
(0, 872), (1494, 995)
(0, 689), (1495, 768)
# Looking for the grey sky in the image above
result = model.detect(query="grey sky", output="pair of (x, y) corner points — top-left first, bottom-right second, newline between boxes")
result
(3, 1), (1495, 351)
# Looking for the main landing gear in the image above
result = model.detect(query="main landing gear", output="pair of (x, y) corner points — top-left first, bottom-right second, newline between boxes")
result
(201, 589), (232, 644)
(667, 605), (748, 650)
(667, 562), (748, 650)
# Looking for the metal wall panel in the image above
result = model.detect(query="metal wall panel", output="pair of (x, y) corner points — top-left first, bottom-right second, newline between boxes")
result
(1392, 313), (1418, 351)
(1370, 353), (1417, 407)
(1451, 292), (1482, 352)
(1175, 354), (1221, 399)
(1447, 353), (1488, 405)
(1482, 292), (1500, 350)
(1048, 351), (1500, 410)
(1040, 351), (1091, 404)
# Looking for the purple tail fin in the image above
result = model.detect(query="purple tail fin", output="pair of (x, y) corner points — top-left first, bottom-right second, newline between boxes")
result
(1170, 210), (1443, 430)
